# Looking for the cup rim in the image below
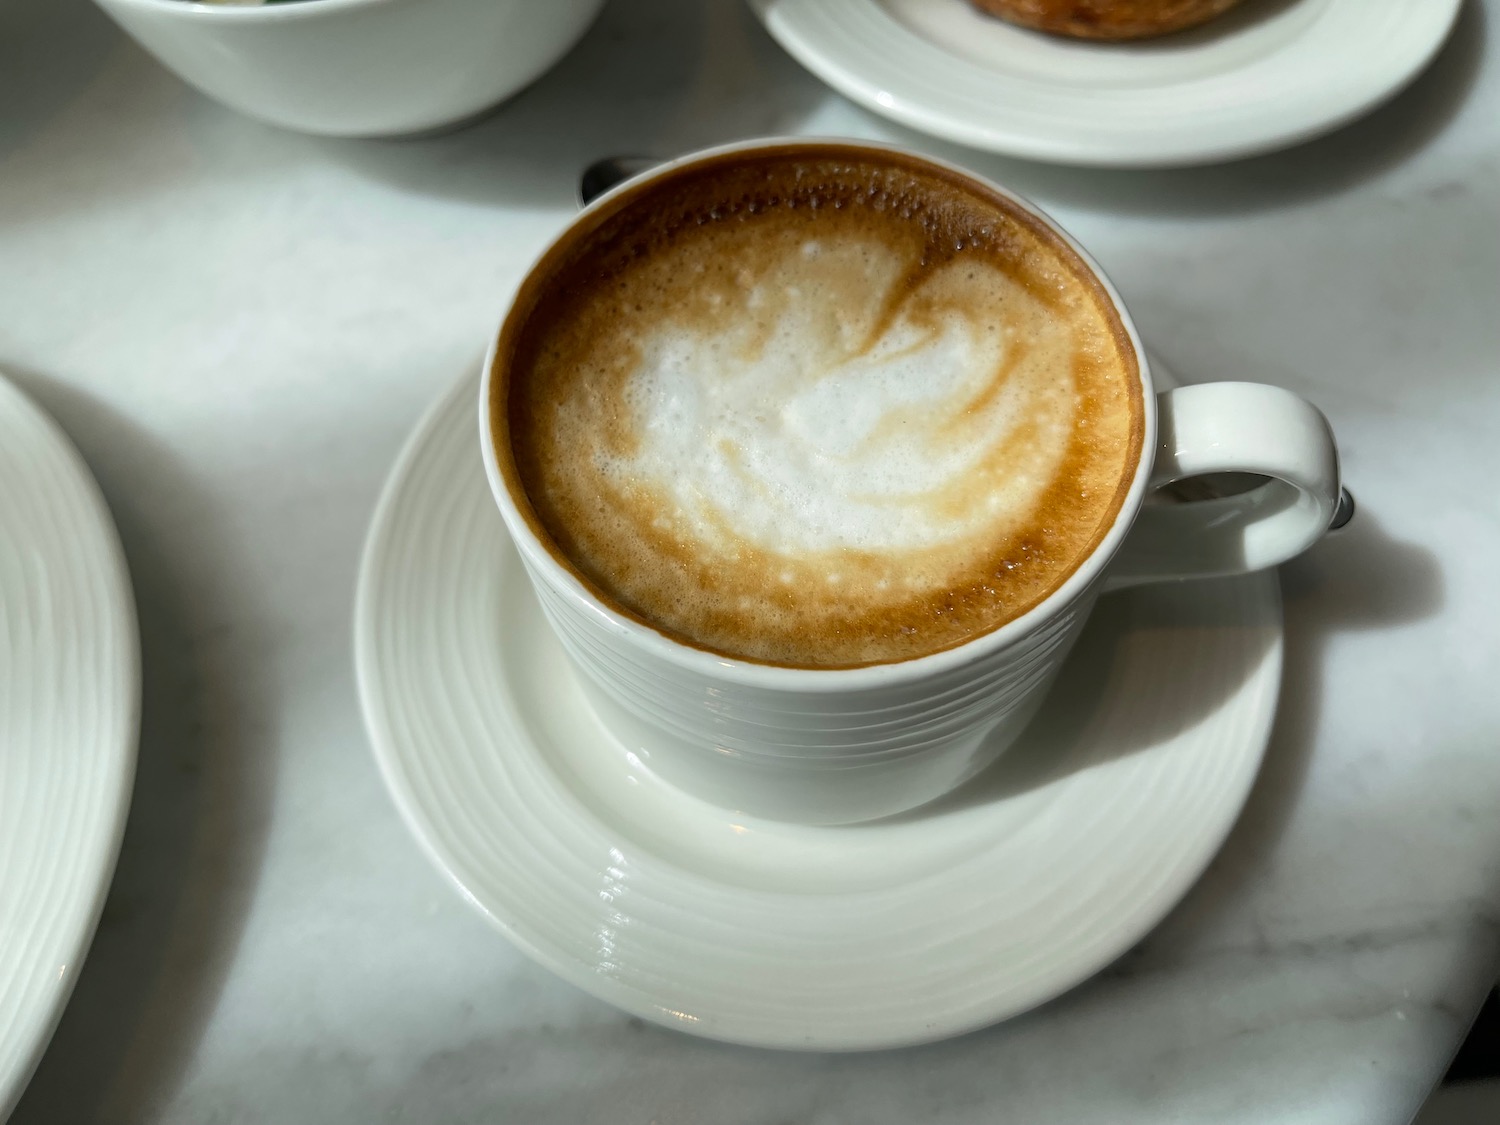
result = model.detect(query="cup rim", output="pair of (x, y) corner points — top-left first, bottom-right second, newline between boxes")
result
(479, 136), (1156, 693)
(96, 0), (395, 21)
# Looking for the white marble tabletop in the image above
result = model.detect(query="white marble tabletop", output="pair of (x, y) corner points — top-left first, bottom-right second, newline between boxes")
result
(4, 0), (1498, 1121)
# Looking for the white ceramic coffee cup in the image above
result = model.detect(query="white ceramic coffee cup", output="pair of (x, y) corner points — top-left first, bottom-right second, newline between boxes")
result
(479, 138), (1341, 826)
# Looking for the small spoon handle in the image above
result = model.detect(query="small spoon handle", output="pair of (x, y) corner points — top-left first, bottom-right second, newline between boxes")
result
(578, 156), (659, 207)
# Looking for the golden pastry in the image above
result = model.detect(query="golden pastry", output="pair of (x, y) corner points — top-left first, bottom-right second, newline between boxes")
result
(969, 0), (1247, 40)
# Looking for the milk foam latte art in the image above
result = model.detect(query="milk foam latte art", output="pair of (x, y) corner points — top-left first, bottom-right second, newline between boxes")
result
(493, 146), (1143, 667)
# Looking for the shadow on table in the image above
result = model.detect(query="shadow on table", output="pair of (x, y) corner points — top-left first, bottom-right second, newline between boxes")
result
(317, 0), (833, 212)
(5, 365), (275, 1125)
(1095, 505), (1447, 976)
(0, 0), (118, 162)
(872, 0), (1487, 218)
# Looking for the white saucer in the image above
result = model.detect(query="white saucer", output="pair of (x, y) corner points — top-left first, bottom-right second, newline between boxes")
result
(748, 0), (1461, 167)
(356, 371), (1283, 1050)
(0, 374), (139, 1117)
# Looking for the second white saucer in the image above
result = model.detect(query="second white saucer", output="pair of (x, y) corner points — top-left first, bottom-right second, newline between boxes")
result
(0, 372), (139, 1118)
(749, 0), (1462, 167)
(356, 370), (1282, 1050)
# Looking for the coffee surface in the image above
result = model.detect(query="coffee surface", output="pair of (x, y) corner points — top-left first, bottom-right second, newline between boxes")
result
(495, 147), (1143, 667)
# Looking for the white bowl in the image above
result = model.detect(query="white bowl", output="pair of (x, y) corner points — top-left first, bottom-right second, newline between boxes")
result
(90, 0), (606, 138)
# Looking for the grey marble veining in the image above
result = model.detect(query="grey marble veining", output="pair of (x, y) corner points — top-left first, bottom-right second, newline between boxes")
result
(2, 0), (1498, 1121)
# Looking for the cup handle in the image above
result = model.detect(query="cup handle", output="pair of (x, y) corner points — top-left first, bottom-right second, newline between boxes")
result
(1102, 382), (1342, 592)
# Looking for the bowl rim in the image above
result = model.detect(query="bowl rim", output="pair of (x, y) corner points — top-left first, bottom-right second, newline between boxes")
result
(96, 0), (401, 23)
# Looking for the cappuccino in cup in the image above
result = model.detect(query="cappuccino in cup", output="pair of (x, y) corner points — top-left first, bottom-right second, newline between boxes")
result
(492, 145), (1144, 668)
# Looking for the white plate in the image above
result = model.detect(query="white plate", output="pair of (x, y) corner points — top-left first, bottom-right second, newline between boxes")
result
(356, 371), (1283, 1050)
(0, 374), (139, 1118)
(747, 0), (1462, 167)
